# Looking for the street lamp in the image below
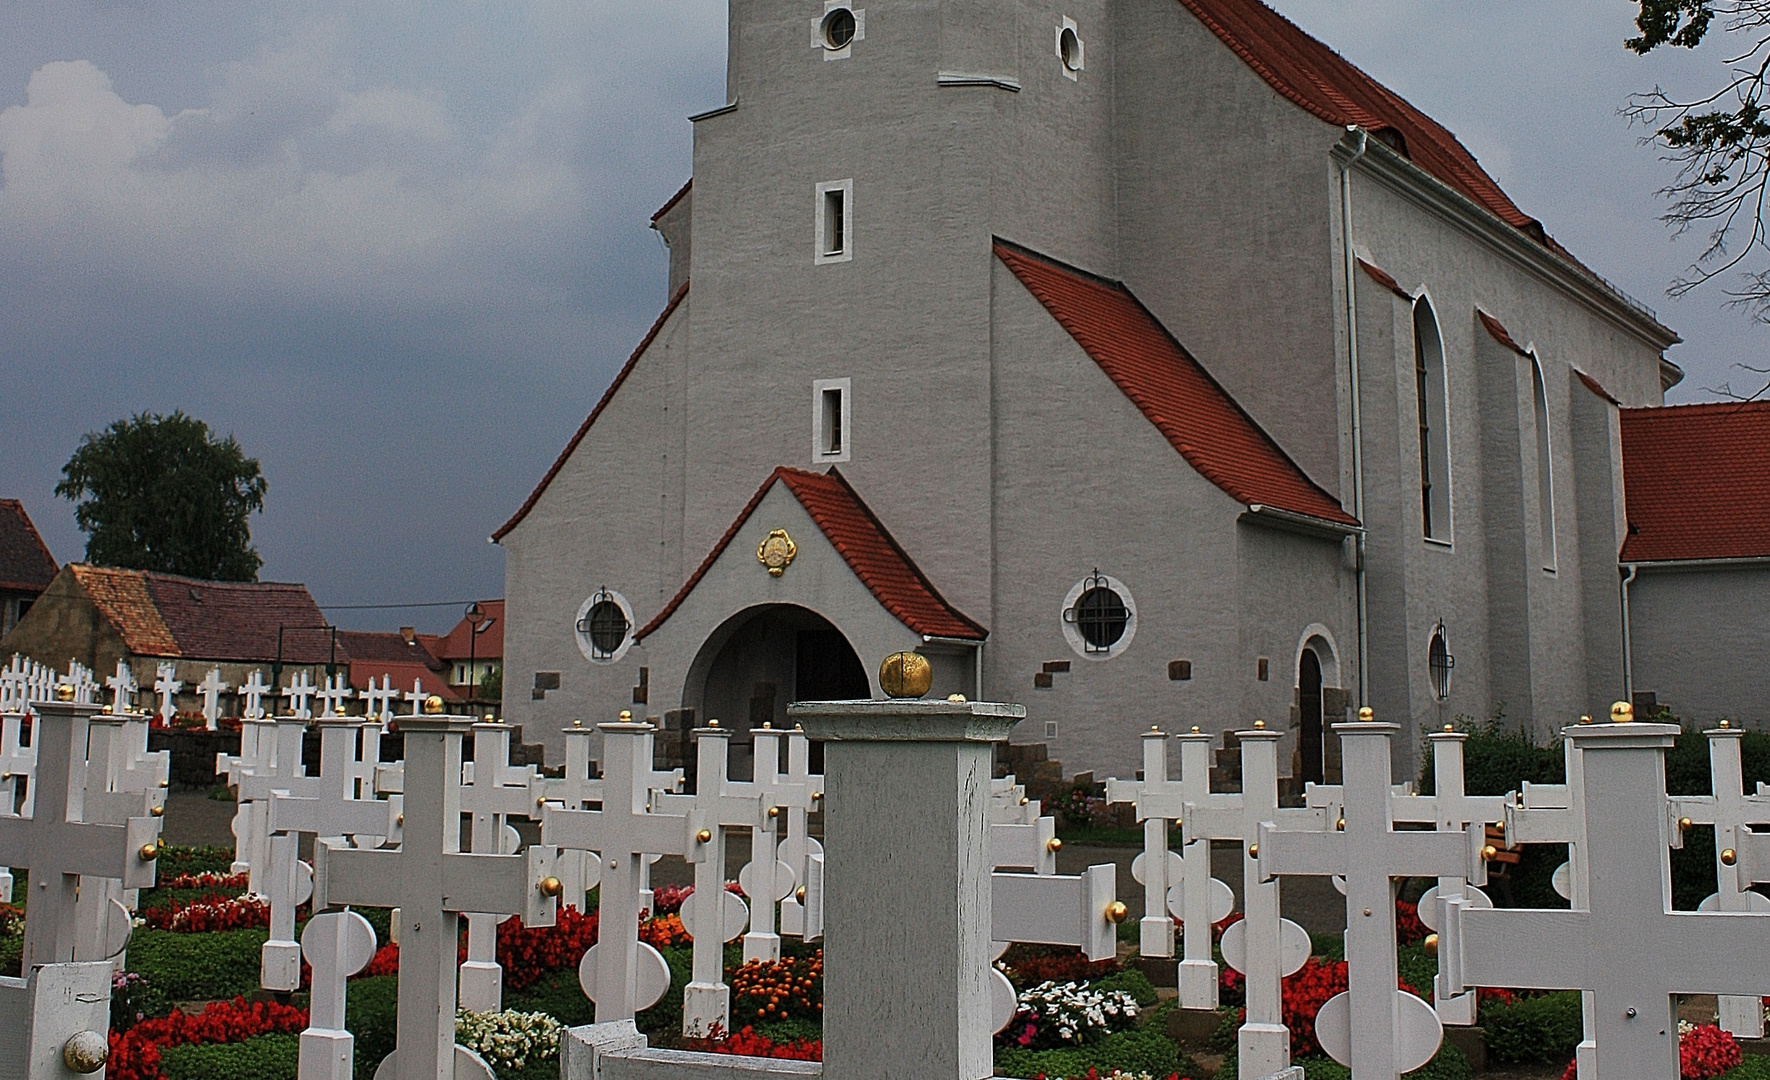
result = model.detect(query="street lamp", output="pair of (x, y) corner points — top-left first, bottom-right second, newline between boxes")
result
(465, 602), (494, 714)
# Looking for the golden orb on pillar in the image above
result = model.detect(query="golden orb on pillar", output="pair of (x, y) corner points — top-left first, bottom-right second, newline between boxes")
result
(1610, 701), (1634, 723)
(879, 651), (933, 699)
(422, 695), (445, 715)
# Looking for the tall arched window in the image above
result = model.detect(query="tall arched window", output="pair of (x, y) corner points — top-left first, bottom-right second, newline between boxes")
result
(1412, 297), (1452, 541)
(1529, 355), (1556, 570)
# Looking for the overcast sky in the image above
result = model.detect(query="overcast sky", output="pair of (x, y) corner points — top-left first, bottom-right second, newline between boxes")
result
(1, 2), (1755, 632)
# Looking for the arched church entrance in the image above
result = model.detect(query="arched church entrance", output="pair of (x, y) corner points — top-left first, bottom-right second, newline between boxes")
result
(1297, 649), (1324, 786)
(682, 604), (869, 779)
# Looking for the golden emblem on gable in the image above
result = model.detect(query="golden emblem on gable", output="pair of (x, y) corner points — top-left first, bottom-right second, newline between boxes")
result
(757, 529), (797, 577)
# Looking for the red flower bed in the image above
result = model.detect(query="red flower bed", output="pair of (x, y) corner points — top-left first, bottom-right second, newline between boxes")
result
(640, 913), (690, 949)
(685, 1024), (821, 1060)
(1681, 1023), (1742, 1080)
(106, 997), (307, 1080)
(1393, 900), (1427, 945)
(495, 906), (600, 990)
(155, 871), (248, 892)
(1030, 1072), (1184, 1080)
(140, 893), (270, 933)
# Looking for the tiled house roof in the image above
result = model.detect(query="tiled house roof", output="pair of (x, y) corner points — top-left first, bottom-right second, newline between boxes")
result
(1620, 401), (1770, 563)
(336, 630), (445, 669)
(638, 467), (987, 641)
(996, 241), (1359, 527)
(432, 600), (504, 662)
(67, 564), (332, 662)
(0, 500), (58, 594)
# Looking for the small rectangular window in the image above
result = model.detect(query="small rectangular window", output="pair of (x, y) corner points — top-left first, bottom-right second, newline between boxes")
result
(811, 377), (852, 462)
(814, 179), (853, 264)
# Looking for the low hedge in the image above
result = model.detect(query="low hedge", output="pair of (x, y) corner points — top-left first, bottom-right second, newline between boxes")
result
(1480, 990), (1583, 1065)
(344, 974), (399, 1080)
(159, 1032), (299, 1080)
(994, 1000), (1185, 1079)
(503, 967), (594, 1029)
(127, 928), (268, 1002)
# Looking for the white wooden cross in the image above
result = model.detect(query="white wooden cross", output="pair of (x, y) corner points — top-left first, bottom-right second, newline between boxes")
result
(77, 712), (170, 966)
(987, 864), (1122, 1032)
(0, 709), (32, 903)
(361, 675), (399, 722)
(239, 669), (272, 721)
(1664, 722), (1770, 1038)
(403, 678), (427, 716)
(738, 722), (810, 962)
(659, 721), (757, 1036)
(0, 698), (160, 969)
(197, 669), (229, 731)
(0, 655), (26, 712)
(105, 660), (137, 716)
(1445, 717), (1770, 1078)
(1105, 728), (1186, 971)
(219, 716), (276, 876)
(313, 712), (558, 1080)
(283, 670), (318, 720)
(317, 674), (354, 718)
(1256, 710), (1485, 1079)
(298, 910), (378, 1080)
(237, 718), (312, 897)
(1394, 728), (1509, 1027)
(777, 723), (824, 939)
(542, 714), (694, 1023)
(153, 662), (182, 724)
(264, 718), (398, 991)
(532, 720), (605, 912)
(456, 721), (543, 1014)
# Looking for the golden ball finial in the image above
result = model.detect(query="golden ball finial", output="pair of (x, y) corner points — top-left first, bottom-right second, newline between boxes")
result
(1423, 933), (1439, 958)
(1190, 725), (1201, 734)
(1610, 701), (1634, 724)
(1578, 715), (1594, 725)
(1358, 706), (1374, 722)
(1722, 848), (1738, 866)
(422, 695), (445, 715)
(1104, 901), (1130, 925)
(879, 651), (933, 699)
(709, 718), (720, 728)
(55, 682), (75, 702)
(947, 693), (968, 703)
(484, 713), (496, 723)
(618, 710), (633, 722)
(573, 719), (583, 727)
(1443, 723), (1455, 733)
(1721, 719), (1732, 729)
(1253, 719), (1266, 730)
(539, 877), (563, 898)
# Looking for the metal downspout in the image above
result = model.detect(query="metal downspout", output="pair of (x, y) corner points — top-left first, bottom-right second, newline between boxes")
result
(1340, 128), (1370, 706)
(1620, 563), (1638, 699)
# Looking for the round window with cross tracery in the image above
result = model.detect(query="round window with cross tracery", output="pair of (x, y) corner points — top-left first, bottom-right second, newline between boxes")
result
(574, 587), (634, 664)
(1061, 571), (1136, 660)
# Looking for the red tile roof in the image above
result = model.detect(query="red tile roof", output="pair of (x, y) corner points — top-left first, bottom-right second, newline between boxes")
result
(346, 659), (459, 699)
(651, 179), (692, 223)
(1620, 401), (1770, 563)
(336, 630), (444, 670)
(995, 241), (1358, 527)
(430, 599), (504, 661)
(1477, 310), (1527, 355)
(638, 467), (986, 641)
(67, 564), (332, 662)
(1177, 0), (1542, 243)
(494, 283), (690, 542)
(0, 500), (58, 594)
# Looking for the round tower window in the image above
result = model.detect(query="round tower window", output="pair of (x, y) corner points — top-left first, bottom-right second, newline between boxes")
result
(1061, 571), (1137, 659)
(574, 587), (635, 664)
(822, 7), (857, 50)
(1059, 26), (1083, 71)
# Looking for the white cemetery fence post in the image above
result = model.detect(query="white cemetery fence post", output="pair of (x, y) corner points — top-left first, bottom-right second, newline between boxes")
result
(457, 720), (542, 1014)
(1667, 721), (1770, 1039)
(1257, 708), (1486, 1080)
(987, 859), (1123, 1035)
(311, 706), (559, 1080)
(239, 717), (313, 898)
(1104, 727), (1181, 967)
(672, 720), (754, 1037)
(542, 713), (691, 1023)
(265, 717), (398, 991)
(299, 909), (379, 1080)
(1444, 710), (1770, 1078)
(740, 722), (796, 963)
(1173, 727), (1237, 1008)
(797, 697), (1022, 1080)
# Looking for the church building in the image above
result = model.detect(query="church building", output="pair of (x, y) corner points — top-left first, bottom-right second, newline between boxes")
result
(495, 0), (1681, 779)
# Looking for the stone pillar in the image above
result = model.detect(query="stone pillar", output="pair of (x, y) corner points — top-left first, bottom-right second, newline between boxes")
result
(792, 699), (1024, 1080)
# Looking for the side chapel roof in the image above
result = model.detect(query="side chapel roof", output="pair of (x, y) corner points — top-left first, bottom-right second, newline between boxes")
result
(637, 467), (987, 641)
(995, 241), (1359, 528)
(0, 500), (58, 594)
(1619, 401), (1770, 563)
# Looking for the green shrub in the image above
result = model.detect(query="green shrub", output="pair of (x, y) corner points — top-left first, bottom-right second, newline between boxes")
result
(345, 974), (400, 1080)
(154, 845), (238, 876)
(1090, 966), (1159, 1007)
(1723, 1056), (1770, 1079)
(1397, 944), (1436, 1000)
(1285, 1043), (1468, 1080)
(159, 1032), (299, 1080)
(503, 967), (594, 1029)
(1482, 990), (1583, 1065)
(0, 934), (19, 979)
(127, 928), (268, 1001)
(633, 945), (691, 1040)
(754, 1016), (823, 1044)
(994, 1000), (1183, 1079)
